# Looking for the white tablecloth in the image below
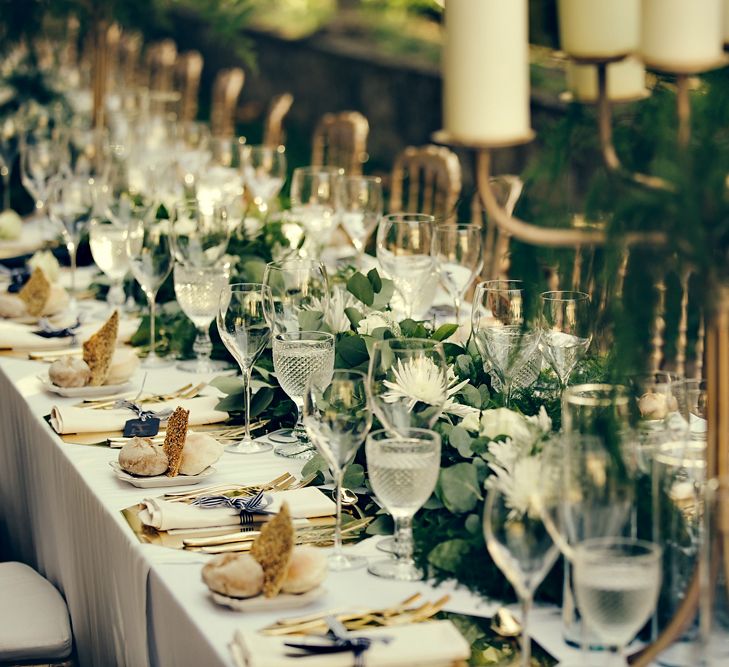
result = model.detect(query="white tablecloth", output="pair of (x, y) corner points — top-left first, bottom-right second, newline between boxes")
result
(0, 355), (585, 667)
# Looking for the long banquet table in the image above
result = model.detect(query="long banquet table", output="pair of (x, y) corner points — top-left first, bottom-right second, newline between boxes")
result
(0, 354), (584, 666)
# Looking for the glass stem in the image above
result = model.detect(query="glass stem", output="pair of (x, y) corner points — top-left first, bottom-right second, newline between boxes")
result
(68, 242), (78, 304)
(453, 294), (462, 328)
(333, 469), (344, 556)
(1, 167), (9, 212)
(148, 294), (157, 358)
(293, 399), (307, 440)
(243, 366), (253, 443)
(393, 515), (414, 566)
(193, 324), (213, 361)
(503, 380), (513, 408)
(520, 594), (533, 667)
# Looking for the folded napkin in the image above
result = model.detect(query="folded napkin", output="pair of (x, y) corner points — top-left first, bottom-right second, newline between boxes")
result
(139, 487), (336, 530)
(0, 317), (139, 351)
(231, 621), (470, 667)
(49, 396), (227, 435)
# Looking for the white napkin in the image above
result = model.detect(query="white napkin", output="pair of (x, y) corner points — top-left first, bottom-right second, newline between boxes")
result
(49, 396), (228, 435)
(139, 487), (337, 530)
(0, 317), (139, 351)
(231, 620), (470, 667)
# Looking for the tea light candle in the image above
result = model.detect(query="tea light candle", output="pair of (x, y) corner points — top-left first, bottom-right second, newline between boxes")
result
(642, 0), (723, 72)
(443, 0), (530, 144)
(558, 0), (640, 59)
(567, 57), (647, 102)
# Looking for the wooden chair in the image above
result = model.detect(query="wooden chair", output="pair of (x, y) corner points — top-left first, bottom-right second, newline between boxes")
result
(174, 51), (204, 123)
(210, 67), (245, 137)
(311, 111), (369, 174)
(263, 92), (294, 148)
(389, 145), (462, 221)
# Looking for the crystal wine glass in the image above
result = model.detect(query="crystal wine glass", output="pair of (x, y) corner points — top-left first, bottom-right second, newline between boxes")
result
(174, 262), (231, 373)
(240, 144), (286, 218)
(539, 291), (592, 390)
(171, 198), (230, 267)
(365, 428), (441, 580)
(0, 115), (22, 211)
(303, 369), (372, 570)
(573, 538), (662, 666)
(126, 208), (173, 367)
(89, 217), (131, 312)
(471, 280), (540, 407)
(432, 223), (483, 327)
(20, 130), (66, 216)
(335, 174), (383, 260)
(272, 331), (335, 459)
(217, 283), (274, 454)
(376, 213), (435, 320)
(290, 166), (341, 256)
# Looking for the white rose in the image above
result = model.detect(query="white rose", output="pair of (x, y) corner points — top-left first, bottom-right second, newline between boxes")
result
(479, 408), (534, 444)
(356, 313), (400, 337)
(460, 411), (481, 433)
(27, 250), (60, 281)
(0, 209), (22, 240)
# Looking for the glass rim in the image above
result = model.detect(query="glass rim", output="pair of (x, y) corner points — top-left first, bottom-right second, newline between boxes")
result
(654, 440), (707, 468)
(540, 290), (590, 302)
(292, 165), (342, 177)
(574, 536), (662, 561)
(370, 337), (445, 351)
(475, 279), (524, 293)
(273, 330), (335, 343)
(337, 174), (382, 185)
(367, 427), (441, 444)
(381, 212), (435, 225)
(563, 383), (629, 406)
(226, 282), (271, 293)
(434, 221), (481, 230)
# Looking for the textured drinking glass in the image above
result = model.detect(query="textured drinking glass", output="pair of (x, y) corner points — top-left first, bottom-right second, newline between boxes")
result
(365, 428), (441, 580)
(376, 213), (435, 320)
(335, 175), (383, 258)
(290, 166), (341, 255)
(0, 115), (21, 211)
(89, 217), (130, 311)
(172, 199), (230, 267)
(240, 144), (286, 217)
(272, 331), (335, 459)
(304, 369), (372, 570)
(539, 291), (592, 389)
(432, 223), (483, 327)
(174, 263), (231, 373)
(471, 280), (540, 407)
(217, 283), (274, 454)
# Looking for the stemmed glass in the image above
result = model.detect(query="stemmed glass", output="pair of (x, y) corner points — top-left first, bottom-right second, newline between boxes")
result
(376, 213), (435, 320)
(471, 280), (540, 407)
(272, 331), (335, 459)
(216, 283), (274, 454)
(303, 369), (372, 570)
(0, 115), (22, 211)
(539, 291), (592, 390)
(432, 223), (483, 327)
(126, 207), (173, 367)
(336, 175), (383, 260)
(89, 216), (131, 312)
(171, 199), (230, 267)
(573, 538), (662, 666)
(290, 166), (341, 256)
(174, 263), (231, 373)
(484, 482), (560, 667)
(20, 130), (66, 216)
(240, 144), (286, 218)
(365, 428), (441, 580)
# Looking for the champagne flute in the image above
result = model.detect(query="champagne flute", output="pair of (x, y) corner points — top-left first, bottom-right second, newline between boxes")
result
(126, 209), (173, 367)
(171, 199), (230, 267)
(573, 538), (662, 666)
(376, 213), (435, 320)
(471, 280), (540, 407)
(272, 331), (335, 459)
(303, 369), (372, 570)
(240, 144), (286, 217)
(432, 223), (483, 327)
(539, 291), (592, 389)
(335, 175), (383, 260)
(290, 166), (341, 256)
(0, 115), (22, 211)
(365, 428), (441, 580)
(216, 283), (274, 454)
(174, 263), (231, 373)
(89, 217), (130, 311)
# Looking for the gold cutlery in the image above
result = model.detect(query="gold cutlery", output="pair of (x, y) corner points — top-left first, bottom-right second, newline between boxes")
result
(106, 422), (269, 448)
(29, 348), (81, 361)
(162, 472), (296, 502)
(79, 382), (207, 410)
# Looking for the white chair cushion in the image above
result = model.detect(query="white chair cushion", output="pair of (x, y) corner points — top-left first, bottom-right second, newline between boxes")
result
(0, 562), (72, 662)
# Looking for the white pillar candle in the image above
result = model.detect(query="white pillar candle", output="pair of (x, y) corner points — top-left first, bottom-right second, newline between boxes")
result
(558, 0), (640, 59)
(567, 57), (647, 102)
(723, 0), (729, 44)
(443, 0), (530, 144)
(642, 0), (723, 72)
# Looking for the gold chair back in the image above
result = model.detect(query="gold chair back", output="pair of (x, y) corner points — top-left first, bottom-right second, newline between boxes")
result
(211, 67), (245, 137)
(311, 111), (369, 174)
(263, 93), (294, 148)
(174, 51), (204, 123)
(145, 39), (177, 93)
(119, 31), (143, 89)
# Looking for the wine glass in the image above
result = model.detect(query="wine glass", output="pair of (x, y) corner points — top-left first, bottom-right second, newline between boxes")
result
(0, 115), (22, 211)
(67, 126), (110, 181)
(89, 217), (131, 312)
(174, 263), (231, 373)
(126, 208), (173, 367)
(471, 280), (540, 407)
(47, 175), (94, 312)
(376, 213), (435, 320)
(217, 283), (274, 454)
(365, 428), (441, 580)
(432, 223), (484, 327)
(290, 166), (341, 256)
(335, 175), (383, 260)
(240, 144), (286, 218)
(573, 538), (662, 666)
(171, 199), (230, 267)
(303, 369), (372, 570)
(20, 130), (66, 216)
(484, 482), (560, 667)
(539, 291), (593, 389)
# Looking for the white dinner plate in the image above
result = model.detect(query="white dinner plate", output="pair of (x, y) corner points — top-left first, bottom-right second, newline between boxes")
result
(40, 376), (134, 398)
(108, 461), (216, 488)
(210, 586), (326, 612)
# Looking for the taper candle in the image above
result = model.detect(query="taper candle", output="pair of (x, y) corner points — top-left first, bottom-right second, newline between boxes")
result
(558, 0), (640, 59)
(567, 57), (647, 103)
(723, 0), (729, 45)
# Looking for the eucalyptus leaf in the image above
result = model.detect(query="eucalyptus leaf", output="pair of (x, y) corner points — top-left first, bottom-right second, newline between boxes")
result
(370, 278), (395, 310)
(464, 513), (482, 536)
(344, 306), (363, 329)
(460, 384), (482, 408)
(450, 426), (474, 458)
(365, 514), (393, 535)
(336, 335), (369, 367)
(432, 323), (459, 341)
(347, 272), (374, 306)
(250, 387), (274, 417)
(427, 539), (472, 573)
(298, 309), (325, 331)
(209, 375), (244, 396)
(367, 268), (382, 293)
(342, 463), (365, 488)
(438, 462), (483, 514)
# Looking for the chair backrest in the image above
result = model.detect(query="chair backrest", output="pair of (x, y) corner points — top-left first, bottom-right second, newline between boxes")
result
(390, 144), (462, 221)
(210, 67), (245, 137)
(119, 31), (143, 89)
(174, 51), (204, 123)
(311, 111), (369, 175)
(263, 92), (294, 148)
(145, 39), (177, 93)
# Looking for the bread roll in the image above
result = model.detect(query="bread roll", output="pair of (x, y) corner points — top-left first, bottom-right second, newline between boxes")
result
(105, 347), (140, 385)
(178, 432), (224, 476)
(118, 437), (169, 476)
(0, 292), (28, 318)
(49, 357), (92, 388)
(202, 553), (264, 599)
(281, 546), (328, 594)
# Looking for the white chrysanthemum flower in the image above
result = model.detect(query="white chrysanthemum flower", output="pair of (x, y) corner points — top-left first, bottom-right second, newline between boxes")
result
(382, 356), (448, 411)
(303, 287), (360, 334)
(442, 367), (479, 418)
(489, 455), (545, 518)
(356, 312), (401, 337)
(526, 406), (552, 434)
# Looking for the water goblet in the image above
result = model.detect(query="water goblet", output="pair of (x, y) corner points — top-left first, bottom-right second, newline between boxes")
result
(365, 428), (441, 580)
(216, 283), (274, 454)
(335, 175), (383, 260)
(240, 144), (286, 217)
(272, 331), (335, 459)
(171, 198), (230, 267)
(89, 217), (131, 312)
(471, 280), (540, 407)
(174, 263), (232, 373)
(303, 369), (372, 570)
(376, 213), (435, 320)
(290, 166), (341, 256)
(126, 208), (173, 367)
(432, 223), (483, 327)
(0, 115), (22, 211)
